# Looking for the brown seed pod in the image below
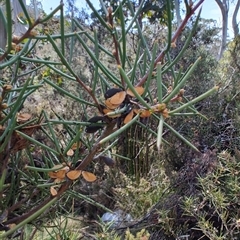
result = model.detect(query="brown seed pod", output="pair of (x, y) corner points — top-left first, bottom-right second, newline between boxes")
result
(105, 98), (121, 110)
(1, 103), (8, 109)
(50, 186), (58, 196)
(127, 86), (144, 97)
(66, 170), (82, 180)
(99, 156), (116, 167)
(85, 116), (105, 133)
(124, 109), (134, 124)
(17, 113), (32, 122)
(2, 85), (12, 91)
(82, 171), (97, 182)
(48, 169), (66, 179)
(109, 91), (126, 105)
(134, 109), (151, 118)
(67, 149), (74, 156)
(104, 88), (123, 99)
(74, 160), (82, 168)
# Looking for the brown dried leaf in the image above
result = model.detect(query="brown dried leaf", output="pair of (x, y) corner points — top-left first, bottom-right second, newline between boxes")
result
(9, 125), (41, 153)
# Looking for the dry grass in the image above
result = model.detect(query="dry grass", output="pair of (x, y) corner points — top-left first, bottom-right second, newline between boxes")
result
(21, 216), (85, 240)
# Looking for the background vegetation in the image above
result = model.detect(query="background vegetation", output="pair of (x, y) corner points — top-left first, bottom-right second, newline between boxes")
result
(0, 0), (240, 239)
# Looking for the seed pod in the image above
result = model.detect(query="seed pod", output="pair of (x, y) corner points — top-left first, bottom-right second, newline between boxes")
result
(98, 104), (107, 114)
(66, 170), (82, 180)
(50, 186), (58, 196)
(3, 85), (12, 91)
(179, 89), (185, 96)
(17, 113), (32, 122)
(85, 125), (103, 133)
(126, 86), (144, 97)
(134, 109), (151, 118)
(105, 98), (121, 110)
(82, 171), (97, 182)
(99, 156), (116, 167)
(85, 116), (105, 133)
(104, 88), (123, 99)
(74, 160), (82, 168)
(109, 91), (126, 105)
(67, 149), (74, 156)
(88, 116), (105, 123)
(124, 109), (134, 124)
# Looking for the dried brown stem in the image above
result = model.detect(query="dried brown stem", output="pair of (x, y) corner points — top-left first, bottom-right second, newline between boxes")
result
(75, 76), (101, 111)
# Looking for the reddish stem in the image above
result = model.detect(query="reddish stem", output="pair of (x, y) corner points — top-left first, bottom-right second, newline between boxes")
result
(136, 0), (205, 87)
(107, 7), (125, 88)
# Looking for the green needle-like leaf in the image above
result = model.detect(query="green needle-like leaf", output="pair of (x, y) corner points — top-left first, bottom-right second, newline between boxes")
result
(157, 62), (163, 103)
(169, 86), (219, 114)
(100, 114), (139, 145)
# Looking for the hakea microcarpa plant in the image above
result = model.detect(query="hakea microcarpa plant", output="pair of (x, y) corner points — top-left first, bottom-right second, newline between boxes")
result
(0, 0), (210, 238)
(86, 86), (169, 133)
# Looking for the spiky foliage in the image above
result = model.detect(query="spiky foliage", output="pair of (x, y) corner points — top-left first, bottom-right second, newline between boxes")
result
(0, 0), (216, 238)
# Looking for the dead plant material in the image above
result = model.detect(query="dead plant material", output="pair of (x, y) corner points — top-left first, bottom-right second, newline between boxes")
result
(0, 124), (41, 154)
(116, 150), (220, 240)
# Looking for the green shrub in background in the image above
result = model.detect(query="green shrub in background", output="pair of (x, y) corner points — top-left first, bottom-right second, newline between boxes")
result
(0, 0), (220, 238)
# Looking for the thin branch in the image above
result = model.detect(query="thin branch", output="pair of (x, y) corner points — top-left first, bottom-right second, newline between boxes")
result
(75, 76), (101, 111)
(136, 0), (205, 87)
(77, 121), (116, 170)
(107, 7), (125, 87)
(0, 18), (40, 62)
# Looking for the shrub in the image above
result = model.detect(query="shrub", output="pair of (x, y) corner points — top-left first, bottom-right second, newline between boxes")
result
(0, 0), (216, 238)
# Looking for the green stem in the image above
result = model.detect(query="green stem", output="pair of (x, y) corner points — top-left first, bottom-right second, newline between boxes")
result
(169, 86), (219, 114)
(1, 198), (58, 238)
(99, 114), (139, 145)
